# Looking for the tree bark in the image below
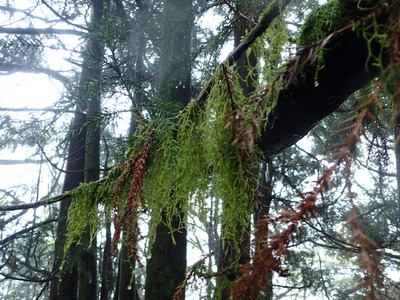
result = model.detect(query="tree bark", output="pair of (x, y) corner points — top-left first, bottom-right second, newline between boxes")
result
(144, 0), (192, 299)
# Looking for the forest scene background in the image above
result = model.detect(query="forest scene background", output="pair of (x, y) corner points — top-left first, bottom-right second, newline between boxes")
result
(0, 0), (400, 299)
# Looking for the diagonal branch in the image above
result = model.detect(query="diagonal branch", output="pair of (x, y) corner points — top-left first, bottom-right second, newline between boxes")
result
(0, 107), (83, 114)
(195, 0), (292, 106)
(0, 5), (50, 23)
(40, 0), (87, 31)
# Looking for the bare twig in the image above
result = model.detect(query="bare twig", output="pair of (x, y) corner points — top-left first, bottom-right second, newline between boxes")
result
(0, 194), (69, 212)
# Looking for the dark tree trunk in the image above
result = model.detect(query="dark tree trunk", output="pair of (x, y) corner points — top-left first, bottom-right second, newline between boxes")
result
(144, 211), (187, 300)
(49, 111), (86, 300)
(48, 0), (110, 294)
(100, 223), (113, 300)
(112, 2), (148, 297)
(77, 1), (109, 299)
(144, 0), (192, 299)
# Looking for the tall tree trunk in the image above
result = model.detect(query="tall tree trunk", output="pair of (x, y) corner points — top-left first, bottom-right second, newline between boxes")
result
(77, 1), (109, 299)
(111, 1), (148, 298)
(144, 0), (192, 299)
(49, 0), (109, 296)
(49, 110), (86, 300)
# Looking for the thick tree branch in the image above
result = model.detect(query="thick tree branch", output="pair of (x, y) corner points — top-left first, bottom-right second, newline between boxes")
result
(193, 1), (394, 160)
(259, 5), (391, 158)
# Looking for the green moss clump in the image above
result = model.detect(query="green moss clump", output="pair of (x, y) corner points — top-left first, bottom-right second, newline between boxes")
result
(298, 0), (341, 46)
(298, 0), (380, 46)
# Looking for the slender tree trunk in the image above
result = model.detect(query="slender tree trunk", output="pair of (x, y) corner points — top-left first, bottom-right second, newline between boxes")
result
(394, 117), (400, 222)
(49, 0), (109, 296)
(100, 222), (113, 300)
(254, 160), (274, 300)
(111, 2), (148, 298)
(115, 228), (140, 300)
(144, 0), (192, 299)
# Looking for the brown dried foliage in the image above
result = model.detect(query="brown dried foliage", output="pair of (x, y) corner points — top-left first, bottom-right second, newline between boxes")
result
(347, 206), (384, 299)
(231, 71), (385, 300)
(111, 130), (154, 265)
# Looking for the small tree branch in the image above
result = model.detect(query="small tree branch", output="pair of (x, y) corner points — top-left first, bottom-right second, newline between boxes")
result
(0, 218), (57, 246)
(0, 27), (84, 36)
(40, 0), (87, 31)
(0, 272), (54, 283)
(0, 107), (84, 115)
(0, 63), (71, 85)
(0, 5), (56, 23)
(0, 194), (69, 212)
(0, 159), (43, 165)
